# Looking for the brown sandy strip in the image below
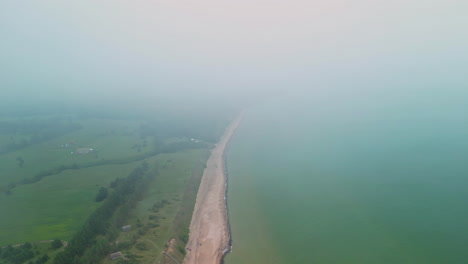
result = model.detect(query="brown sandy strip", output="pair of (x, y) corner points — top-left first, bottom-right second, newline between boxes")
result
(183, 113), (243, 264)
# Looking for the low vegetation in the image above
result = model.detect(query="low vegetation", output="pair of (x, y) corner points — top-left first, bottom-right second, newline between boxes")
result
(0, 104), (234, 263)
(0, 119), (82, 155)
(0, 240), (63, 264)
(95, 187), (109, 202)
(53, 162), (153, 264)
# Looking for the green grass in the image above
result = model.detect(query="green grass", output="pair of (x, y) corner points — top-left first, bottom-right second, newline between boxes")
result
(0, 134), (30, 146)
(0, 161), (143, 245)
(0, 113), (218, 264)
(0, 118), (146, 187)
(100, 149), (209, 264)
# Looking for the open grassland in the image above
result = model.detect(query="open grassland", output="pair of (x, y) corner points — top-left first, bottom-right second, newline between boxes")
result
(0, 160), (143, 245)
(0, 109), (230, 263)
(100, 149), (209, 264)
(0, 116), (170, 246)
(0, 118), (147, 188)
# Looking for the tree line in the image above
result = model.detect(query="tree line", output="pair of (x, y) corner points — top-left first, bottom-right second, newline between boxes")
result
(52, 161), (155, 264)
(0, 240), (59, 264)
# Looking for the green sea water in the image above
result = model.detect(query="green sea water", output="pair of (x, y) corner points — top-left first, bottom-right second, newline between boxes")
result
(225, 91), (468, 264)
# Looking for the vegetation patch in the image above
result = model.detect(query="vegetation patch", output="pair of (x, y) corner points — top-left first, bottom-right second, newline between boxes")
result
(0, 105), (234, 264)
(100, 150), (209, 264)
(53, 162), (154, 264)
(0, 240), (65, 264)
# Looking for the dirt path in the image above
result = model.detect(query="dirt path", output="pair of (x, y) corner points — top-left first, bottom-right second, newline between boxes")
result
(183, 114), (243, 264)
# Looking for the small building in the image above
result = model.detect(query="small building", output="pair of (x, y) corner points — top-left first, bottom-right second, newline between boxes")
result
(121, 225), (132, 232)
(76, 148), (94, 154)
(109, 251), (122, 260)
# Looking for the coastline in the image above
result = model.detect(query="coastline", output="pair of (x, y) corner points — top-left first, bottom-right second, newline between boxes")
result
(183, 113), (243, 264)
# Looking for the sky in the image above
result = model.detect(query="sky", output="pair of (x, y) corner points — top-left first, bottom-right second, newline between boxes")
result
(0, 0), (467, 106)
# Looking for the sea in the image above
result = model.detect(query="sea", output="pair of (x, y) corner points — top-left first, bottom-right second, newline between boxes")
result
(225, 89), (468, 264)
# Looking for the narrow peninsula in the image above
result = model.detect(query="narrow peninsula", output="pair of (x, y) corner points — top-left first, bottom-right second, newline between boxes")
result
(183, 114), (243, 264)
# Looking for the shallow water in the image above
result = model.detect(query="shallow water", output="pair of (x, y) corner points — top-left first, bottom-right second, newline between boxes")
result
(226, 91), (468, 264)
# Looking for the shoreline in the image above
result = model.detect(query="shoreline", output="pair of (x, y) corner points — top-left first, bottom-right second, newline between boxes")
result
(183, 113), (243, 264)
(220, 122), (235, 263)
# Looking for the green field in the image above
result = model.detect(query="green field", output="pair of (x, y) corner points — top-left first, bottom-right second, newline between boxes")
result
(100, 149), (209, 264)
(0, 161), (141, 245)
(0, 118), (147, 188)
(0, 116), (153, 246)
(0, 106), (227, 264)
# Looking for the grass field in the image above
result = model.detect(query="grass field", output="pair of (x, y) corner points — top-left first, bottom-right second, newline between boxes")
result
(0, 159), (144, 245)
(0, 118), (147, 187)
(100, 149), (209, 264)
(0, 116), (198, 245)
(0, 110), (223, 263)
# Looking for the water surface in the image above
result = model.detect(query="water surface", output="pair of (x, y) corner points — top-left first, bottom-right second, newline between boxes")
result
(226, 91), (468, 263)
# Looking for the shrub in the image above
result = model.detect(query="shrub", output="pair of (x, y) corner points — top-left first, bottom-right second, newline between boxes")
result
(51, 239), (62, 249)
(135, 242), (148, 251)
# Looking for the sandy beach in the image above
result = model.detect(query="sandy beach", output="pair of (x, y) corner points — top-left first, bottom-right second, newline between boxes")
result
(183, 114), (243, 264)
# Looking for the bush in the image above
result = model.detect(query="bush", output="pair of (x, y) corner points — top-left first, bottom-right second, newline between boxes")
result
(35, 254), (49, 264)
(135, 242), (148, 251)
(51, 239), (62, 249)
(179, 233), (189, 244)
(95, 187), (109, 202)
(177, 246), (186, 255)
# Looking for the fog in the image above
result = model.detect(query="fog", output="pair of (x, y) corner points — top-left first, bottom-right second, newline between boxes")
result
(1, 0), (467, 109)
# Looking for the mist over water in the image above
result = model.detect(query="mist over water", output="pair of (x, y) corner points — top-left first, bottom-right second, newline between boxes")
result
(227, 90), (468, 263)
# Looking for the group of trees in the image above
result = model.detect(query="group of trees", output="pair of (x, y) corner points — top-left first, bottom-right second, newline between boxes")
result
(95, 187), (108, 202)
(28, 254), (49, 264)
(0, 243), (34, 264)
(51, 239), (63, 250)
(52, 162), (154, 264)
(131, 140), (147, 153)
(15, 156), (25, 168)
(0, 240), (60, 264)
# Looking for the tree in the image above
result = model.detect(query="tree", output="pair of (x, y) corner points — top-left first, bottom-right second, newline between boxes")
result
(16, 156), (24, 168)
(0, 243), (35, 264)
(22, 242), (32, 249)
(141, 161), (149, 171)
(35, 254), (49, 264)
(95, 187), (108, 202)
(135, 242), (148, 251)
(51, 239), (62, 249)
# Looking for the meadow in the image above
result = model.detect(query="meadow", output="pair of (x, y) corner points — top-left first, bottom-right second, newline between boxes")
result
(0, 161), (142, 245)
(100, 149), (209, 264)
(0, 107), (224, 264)
(0, 118), (147, 188)
(0, 117), (149, 240)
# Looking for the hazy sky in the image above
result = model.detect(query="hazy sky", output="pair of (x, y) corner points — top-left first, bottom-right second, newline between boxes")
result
(1, 0), (467, 105)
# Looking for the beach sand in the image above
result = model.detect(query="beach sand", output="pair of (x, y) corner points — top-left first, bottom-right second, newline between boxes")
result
(183, 114), (243, 264)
